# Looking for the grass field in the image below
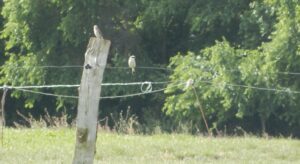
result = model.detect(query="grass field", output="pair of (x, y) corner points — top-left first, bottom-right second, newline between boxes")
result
(0, 128), (299, 163)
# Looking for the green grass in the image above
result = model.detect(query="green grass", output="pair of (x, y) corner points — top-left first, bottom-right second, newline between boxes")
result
(0, 128), (299, 163)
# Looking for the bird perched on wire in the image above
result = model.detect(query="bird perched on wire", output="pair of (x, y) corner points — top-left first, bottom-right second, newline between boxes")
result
(93, 25), (103, 39)
(128, 55), (136, 74)
(184, 78), (194, 90)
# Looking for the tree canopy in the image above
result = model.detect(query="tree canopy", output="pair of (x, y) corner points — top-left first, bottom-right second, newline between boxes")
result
(0, 0), (300, 136)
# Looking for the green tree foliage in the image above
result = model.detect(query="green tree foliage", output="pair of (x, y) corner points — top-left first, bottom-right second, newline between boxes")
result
(164, 41), (245, 131)
(137, 0), (252, 63)
(0, 0), (300, 135)
(0, 0), (168, 129)
(0, 0), (5, 63)
(164, 0), (300, 135)
(0, 0), (161, 109)
(1, 0), (75, 108)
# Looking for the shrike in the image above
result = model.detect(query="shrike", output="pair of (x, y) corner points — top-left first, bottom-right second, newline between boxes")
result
(184, 78), (194, 90)
(93, 25), (102, 38)
(128, 55), (136, 74)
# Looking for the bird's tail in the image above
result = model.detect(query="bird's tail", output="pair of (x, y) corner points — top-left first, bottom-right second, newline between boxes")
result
(132, 68), (135, 75)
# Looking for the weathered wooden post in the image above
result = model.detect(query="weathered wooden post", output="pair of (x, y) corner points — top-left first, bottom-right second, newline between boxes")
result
(0, 87), (7, 126)
(72, 28), (111, 163)
(1, 87), (8, 146)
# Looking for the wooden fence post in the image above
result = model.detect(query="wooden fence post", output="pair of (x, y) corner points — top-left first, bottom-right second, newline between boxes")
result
(72, 34), (111, 163)
(1, 87), (8, 146)
(0, 87), (8, 127)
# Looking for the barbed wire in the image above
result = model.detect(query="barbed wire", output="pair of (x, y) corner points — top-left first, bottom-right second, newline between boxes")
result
(277, 71), (300, 75)
(14, 88), (79, 99)
(3, 64), (300, 75)
(0, 81), (170, 90)
(196, 79), (300, 94)
(2, 77), (300, 95)
(11, 82), (186, 99)
(197, 67), (300, 76)
(107, 66), (172, 71)
(0, 65), (172, 71)
(5, 84), (79, 89)
(101, 81), (170, 86)
(0, 65), (83, 69)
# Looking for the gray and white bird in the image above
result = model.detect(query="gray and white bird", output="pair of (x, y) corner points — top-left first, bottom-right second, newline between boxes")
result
(93, 25), (103, 38)
(128, 55), (136, 74)
(184, 78), (194, 90)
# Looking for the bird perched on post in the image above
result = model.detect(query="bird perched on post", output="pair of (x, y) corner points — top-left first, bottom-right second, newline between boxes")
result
(93, 25), (103, 39)
(128, 55), (136, 74)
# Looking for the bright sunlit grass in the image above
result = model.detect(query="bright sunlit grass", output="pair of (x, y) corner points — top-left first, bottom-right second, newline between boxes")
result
(0, 128), (299, 163)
